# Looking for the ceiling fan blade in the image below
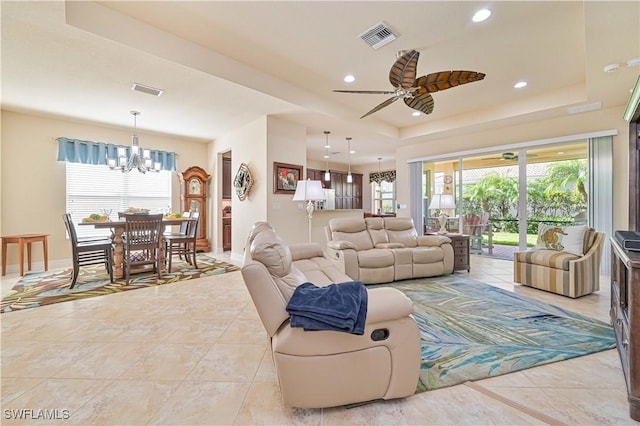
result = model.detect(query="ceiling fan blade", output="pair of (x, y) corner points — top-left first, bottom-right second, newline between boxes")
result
(389, 49), (419, 89)
(404, 92), (434, 115)
(415, 70), (486, 94)
(360, 96), (399, 119)
(333, 90), (396, 94)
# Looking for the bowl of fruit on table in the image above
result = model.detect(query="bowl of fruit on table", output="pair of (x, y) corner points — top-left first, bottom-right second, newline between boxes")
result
(164, 212), (184, 219)
(82, 213), (109, 222)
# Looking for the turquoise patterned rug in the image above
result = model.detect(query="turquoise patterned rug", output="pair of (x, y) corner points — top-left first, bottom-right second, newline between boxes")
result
(376, 275), (616, 392)
(1, 255), (239, 314)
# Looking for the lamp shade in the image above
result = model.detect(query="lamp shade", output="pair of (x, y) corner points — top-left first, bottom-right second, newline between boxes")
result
(428, 194), (455, 210)
(292, 180), (325, 201)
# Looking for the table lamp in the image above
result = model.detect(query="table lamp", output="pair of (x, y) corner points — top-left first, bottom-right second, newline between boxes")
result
(428, 194), (456, 234)
(292, 179), (325, 242)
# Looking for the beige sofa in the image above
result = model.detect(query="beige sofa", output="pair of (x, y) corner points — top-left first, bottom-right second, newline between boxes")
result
(241, 222), (421, 408)
(326, 217), (454, 284)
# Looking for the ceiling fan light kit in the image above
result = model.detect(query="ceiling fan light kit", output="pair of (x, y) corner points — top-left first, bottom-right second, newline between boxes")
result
(333, 49), (485, 119)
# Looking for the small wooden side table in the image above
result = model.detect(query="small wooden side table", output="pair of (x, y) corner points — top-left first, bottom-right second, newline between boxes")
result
(1, 234), (49, 276)
(446, 234), (470, 272)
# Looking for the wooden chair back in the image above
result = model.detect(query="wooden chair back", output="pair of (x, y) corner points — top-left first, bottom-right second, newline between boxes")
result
(124, 214), (164, 251)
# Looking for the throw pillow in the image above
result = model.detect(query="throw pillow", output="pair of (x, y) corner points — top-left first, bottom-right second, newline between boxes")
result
(535, 224), (587, 256)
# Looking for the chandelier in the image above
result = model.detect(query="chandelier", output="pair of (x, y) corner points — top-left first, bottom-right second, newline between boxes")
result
(108, 111), (160, 173)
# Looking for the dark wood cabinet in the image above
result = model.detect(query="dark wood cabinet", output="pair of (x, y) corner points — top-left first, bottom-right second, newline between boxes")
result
(307, 168), (328, 187)
(615, 77), (640, 421)
(610, 237), (640, 421)
(223, 217), (232, 251)
(222, 157), (232, 200)
(307, 169), (362, 209)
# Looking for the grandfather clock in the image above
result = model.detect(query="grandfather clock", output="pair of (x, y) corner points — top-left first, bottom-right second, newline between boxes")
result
(179, 166), (211, 252)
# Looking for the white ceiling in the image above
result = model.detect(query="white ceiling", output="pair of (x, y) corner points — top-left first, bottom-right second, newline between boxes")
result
(2, 1), (639, 166)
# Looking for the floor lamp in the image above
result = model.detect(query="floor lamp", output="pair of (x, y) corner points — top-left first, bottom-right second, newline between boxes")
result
(428, 194), (456, 235)
(292, 179), (325, 242)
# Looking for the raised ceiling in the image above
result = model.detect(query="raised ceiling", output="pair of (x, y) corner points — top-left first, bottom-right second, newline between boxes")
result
(2, 1), (639, 166)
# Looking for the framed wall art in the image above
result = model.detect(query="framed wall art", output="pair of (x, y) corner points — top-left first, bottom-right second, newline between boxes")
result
(273, 162), (303, 194)
(234, 162), (254, 201)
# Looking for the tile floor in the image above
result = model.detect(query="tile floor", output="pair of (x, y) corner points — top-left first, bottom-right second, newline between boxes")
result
(0, 254), (635, 425)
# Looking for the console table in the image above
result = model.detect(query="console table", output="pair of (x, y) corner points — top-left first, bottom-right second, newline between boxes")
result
(610, 237), (640, 421)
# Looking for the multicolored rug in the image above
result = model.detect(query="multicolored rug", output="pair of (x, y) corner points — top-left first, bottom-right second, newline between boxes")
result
(375, 275), (616, 392)
(1, 254), (239, 313)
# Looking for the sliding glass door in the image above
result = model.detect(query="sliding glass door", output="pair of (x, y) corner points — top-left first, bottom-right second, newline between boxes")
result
(423, 141), (589, 260)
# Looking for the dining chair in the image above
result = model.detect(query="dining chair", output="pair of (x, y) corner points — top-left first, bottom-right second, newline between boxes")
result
(163, 211), (190, 237)
(62, 213), (114, 289)
(164, 212), (200, 273)
(122, 213), (164, 284)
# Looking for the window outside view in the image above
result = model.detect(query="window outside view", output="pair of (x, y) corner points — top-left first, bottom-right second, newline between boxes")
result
(423, 142), (588, 260)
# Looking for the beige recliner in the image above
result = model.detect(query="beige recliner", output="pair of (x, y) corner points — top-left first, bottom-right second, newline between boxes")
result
(241, 222), (421, 408)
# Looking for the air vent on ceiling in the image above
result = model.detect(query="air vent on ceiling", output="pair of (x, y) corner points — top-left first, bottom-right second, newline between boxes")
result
(131, 82), (163, 97)
(359, 22), (397, 50)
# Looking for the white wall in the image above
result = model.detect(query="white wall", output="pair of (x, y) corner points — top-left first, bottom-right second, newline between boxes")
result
(212, 116), (269, 259)
(265, 117), (309, 244)
(0, 110), (210, 270)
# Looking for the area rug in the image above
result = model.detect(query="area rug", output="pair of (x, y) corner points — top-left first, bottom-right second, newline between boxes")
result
(1, 254), (239, 314)
(375, 275), (616, 392)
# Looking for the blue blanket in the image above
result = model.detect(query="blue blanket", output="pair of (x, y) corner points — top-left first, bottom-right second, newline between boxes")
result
(286, 281), (368, 335)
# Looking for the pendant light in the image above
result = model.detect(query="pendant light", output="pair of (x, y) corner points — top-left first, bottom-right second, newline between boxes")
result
(323, 131), (331, 181)
(346, 137), (353, 183)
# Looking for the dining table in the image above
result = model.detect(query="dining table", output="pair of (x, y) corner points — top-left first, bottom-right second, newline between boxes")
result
(78, 217), (195, 279)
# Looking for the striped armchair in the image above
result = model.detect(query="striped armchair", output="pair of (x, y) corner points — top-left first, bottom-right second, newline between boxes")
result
(513, 228), (605, 298)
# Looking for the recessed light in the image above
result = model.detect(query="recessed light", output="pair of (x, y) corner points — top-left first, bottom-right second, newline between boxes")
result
(349, 150), (356, 154)
(324, 144), (331, 149)
(412, 111), (421, 116)
(557, 151), (564, 155)
(514, 81), (528, 89)
(344, 74), (355, 83)
(472, 9), (491, 23)
(604, 63), (620, 73)
(627, 57), (640, 67)
(323, 155), (330, 159)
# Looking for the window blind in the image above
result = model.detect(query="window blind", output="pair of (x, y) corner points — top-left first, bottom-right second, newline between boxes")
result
(66, 163), (172, 239)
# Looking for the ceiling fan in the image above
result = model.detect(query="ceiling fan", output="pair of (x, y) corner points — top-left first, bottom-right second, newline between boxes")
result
(484, 152), (538, 161)
(333, 49), (485, 119)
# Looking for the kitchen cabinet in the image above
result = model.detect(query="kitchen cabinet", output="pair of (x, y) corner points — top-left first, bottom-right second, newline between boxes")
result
(308, 169), (362, 209)
(222, 157), (232, 200)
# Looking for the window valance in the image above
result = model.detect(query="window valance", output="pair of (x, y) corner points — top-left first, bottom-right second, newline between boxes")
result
(369, 170), (396, 184)
(56, 137), (177, 171)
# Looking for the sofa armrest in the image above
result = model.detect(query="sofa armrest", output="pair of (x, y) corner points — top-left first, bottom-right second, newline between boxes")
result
(327, 240), (358, 250)
(417, 235), (452, 247)
(366, 287), (414, 323)
(326, 244), (359, 281)
(289, 242), (324, 261)
(375, 242), (405, 249)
